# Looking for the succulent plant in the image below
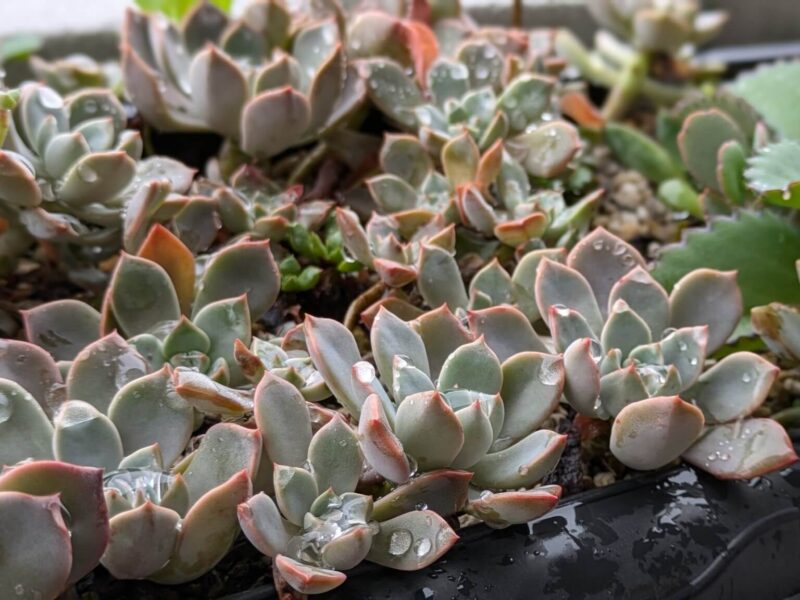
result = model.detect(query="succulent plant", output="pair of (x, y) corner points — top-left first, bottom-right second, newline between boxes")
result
(0, 82), (194, 273)
(555, 0), (728, 119)
(122, 1), (364, 165)
(752, 260), (800, 364)
(528, 226), (796, 477)
(29, 53), (121, 95)
(239, 374), (460, 594)
(303, 305), (567, 524)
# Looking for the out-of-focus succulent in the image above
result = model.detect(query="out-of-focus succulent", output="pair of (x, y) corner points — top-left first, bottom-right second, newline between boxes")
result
(530, 226), (796, 477)
(239, 375), (460, 594)
(555, 0), (728, 119)
(0, 461), (108, 598)
(29, 53), (121, 95)
(752, 260), (800, 364)
(122, 1), (364, 163)
(303, 306), (566, 528)
(0, 82), (194, 271)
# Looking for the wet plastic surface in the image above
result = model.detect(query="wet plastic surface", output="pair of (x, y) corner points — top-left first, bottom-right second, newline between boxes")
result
(225, 440), (800, 600)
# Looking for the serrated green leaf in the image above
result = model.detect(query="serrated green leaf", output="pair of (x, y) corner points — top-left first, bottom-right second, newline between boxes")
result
(652, 211), (800, 309)
(744, 140), (800, 208)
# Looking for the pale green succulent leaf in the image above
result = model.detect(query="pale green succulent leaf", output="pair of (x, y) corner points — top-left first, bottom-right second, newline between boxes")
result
(367, 510), (458, 571)
(53, 400), (123, 470)
(0, 378), (55, 465)
(472, 429), (565, 489)
(438, 337), (502, 395)
(238, 492), (293, 558)
(0, 339), (63, 417)
(308, 416), (362, 494)
(274, 465), (318, 526)
(254, 373), (312, 468)
(467, 486), (561, 529)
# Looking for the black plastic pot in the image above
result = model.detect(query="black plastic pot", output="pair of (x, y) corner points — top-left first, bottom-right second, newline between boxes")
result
(221, 438), (800, 600)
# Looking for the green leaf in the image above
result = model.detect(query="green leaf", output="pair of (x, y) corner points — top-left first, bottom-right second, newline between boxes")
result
(0, 34), (42, 64)
(732, 61), (800, 142)
(604, 123), (678, 183)
(744, 140), (800, 208)
(134, 0), (231, 20)
(652, 210), (800, 309)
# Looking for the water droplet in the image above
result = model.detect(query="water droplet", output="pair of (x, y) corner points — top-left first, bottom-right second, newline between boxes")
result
(782, 188), (792, 201)
(537, 356), (561, 386)
(353, 361), (375, 384)
(414, 537), (432, 557)
(592, 239), (604, 251)
(742, 372), (752, 383)
(77, 163), (98, 183)
(690, 357), (698, 366)
(389, 529), (413, 555)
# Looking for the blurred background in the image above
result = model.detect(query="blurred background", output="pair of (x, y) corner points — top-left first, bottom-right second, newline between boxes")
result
(1, 0), (798, 86)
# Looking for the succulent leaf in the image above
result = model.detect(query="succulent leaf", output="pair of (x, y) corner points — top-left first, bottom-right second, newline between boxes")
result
(367, 510), (458, 571)
(0, 378), (55, 465)
(53, 400), (123, 470)
(308, 415), (363, 494)
(466, 486), (561, 529)
(471, 429), (566, 489)
(372, 469), (472, 522)
(237, 492), (293, 558)
(254, 373), (312, 468)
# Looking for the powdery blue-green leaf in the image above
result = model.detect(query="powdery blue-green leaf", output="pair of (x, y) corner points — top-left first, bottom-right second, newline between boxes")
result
(367, 510), (458, 571)
(599, 365), (649, 416)
(684, 352), (778, 424)
(53, 400), (123, 471)
(417, 244), (468, 311)
(472, 429), (566, 489)
(371, 307), (430, 392)
(108, 365), (193, 466)
(610, 395), (705, 471)
(601, 300), (652, 357)
(101, 500), (180, 580)
(549, 305), (596, 353)
(512, 248), (567, 322)
(507, 121), (580, 178)
(0, 378), (55, 465)
(194, 240), (279, 321)
(109, 253), (180, 338)
(499, 75), (554, 133)
(151, 470), (251, 584)
(535, 258), (603, 335)
(273, 465), (317, 526)
(608, 266), (669, 339)
(683, 418), (797, 479)
(380, 134), (433, 189)
(237, 492), (293, 558)
(668, 268), (741, 354)
(181, 423), (260, 505)
(364, 59), (423, 129)
(442, 130), (479, 187)
(466, 486), (561, 529)
(172, 370), (252, 416)
(395, 391), (463, 470)
(562, 338), (603, 418)
(412, 306), (473, 380)
(467, 306), (548, 362)
(241, 87), (310, 158)
(189, 46), (246, 139)
(59, 151), (137, 207)
(0, 492), (72, 600)
(359, 393), (410, 484)
(499, 353), (564, 442)
(308, 415), (362, 494)
(438, 337), (502, 395)
(0, 150), (41, 208)
(66, 332), (148, 414)
(371, 468), (472, 522)
(22, 300), (100, 362)
(274, 555), (346, 594)
(254, 373), (311, 468)
(469, 260), (514, 308)
(304, 316), (362, 418)
(0, 339), (63, 417)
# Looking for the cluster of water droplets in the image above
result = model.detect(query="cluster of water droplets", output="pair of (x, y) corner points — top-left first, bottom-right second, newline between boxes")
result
(104, 468), (176, 505)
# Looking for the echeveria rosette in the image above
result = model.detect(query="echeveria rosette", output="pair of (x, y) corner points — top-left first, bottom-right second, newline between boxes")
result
(531, 227), (796, 478)
(121, 2), (365, 163)
(101, 224), (280, 394)
(237, 372), (458, 595)
(302, 304), (567, 529)
(0, 82), (193, 265)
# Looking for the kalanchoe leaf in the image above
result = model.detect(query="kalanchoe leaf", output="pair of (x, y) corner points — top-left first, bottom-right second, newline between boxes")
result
(678, 109), (746, 192)
(471, 430), (566, 489)
(101, 500), (181, 580)
(304, 316), (362, 418)
(467, 486), (562, 529)
(417, 244), (468, 311)
(683, 419), (798, 480)
(563, 338), (603, 418)
(438, 337), (502, 396)
(137, 224), (196, 315)
(66, 332), (148, 414)
(193, 240), (280, 321)
(21, 300), (101, 361)
(371, 307), (430, 391)
(395, 391), (464, 471)
(536, 258), (603, 335)
(238, 492), (293, 558)
(255, 373), (312, 468)
(359, 394), (411, 484)
(0, 339), (63, 417)
(275, 554), (347, 594)
(274, 465), (318, 527)
(109, 253), (181, 337)
(467, 306), (548, 362)
(152, 470), (252, 584)
(732, 61), (800, 142)
(0, 378), (55, 465)
(53, 400), (123, 470)
(499, 352), (564, 442)
(608, 267), (669, 340)
(0, 461), (108, 584)
(611, 396), (705, 471)
(684, 352), (778, 424)
(367, 509), (458, 571)
(308, 415), (363, 495)
(182, 423), (261, 504)
(412, 305), (473, 379)
(108, 365), (193, 466)
(0, 492), (72, 599)
(668, 269), (741, 354)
